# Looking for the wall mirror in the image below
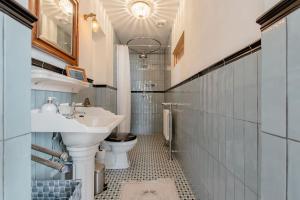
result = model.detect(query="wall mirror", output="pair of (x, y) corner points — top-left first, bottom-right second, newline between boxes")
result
(30, 0), (79, 65)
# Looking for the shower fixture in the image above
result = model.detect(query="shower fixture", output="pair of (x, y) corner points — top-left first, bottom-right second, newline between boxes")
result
(127, 37), (161, 58)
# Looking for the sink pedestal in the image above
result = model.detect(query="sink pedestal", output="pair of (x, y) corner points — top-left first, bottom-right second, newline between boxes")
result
(67, 145), (99, 200)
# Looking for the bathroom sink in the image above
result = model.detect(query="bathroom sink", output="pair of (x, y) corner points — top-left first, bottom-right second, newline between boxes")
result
(31, 107), (124, 147)
(31, 106), (124, 200)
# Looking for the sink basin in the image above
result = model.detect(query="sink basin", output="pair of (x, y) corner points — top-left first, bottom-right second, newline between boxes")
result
(31, 107), (124, 147)
(31, 106), (124, 200)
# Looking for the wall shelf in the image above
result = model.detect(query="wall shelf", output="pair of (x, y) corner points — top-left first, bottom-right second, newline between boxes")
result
(31, 68), (90, 93)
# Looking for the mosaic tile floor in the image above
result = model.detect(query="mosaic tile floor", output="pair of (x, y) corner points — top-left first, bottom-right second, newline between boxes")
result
(95, 134), (196, 200)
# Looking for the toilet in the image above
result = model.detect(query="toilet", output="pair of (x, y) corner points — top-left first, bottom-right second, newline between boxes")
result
(103, 133), (137, 169)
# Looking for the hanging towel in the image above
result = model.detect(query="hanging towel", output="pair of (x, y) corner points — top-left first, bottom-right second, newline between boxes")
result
(163, 109), (170, 141)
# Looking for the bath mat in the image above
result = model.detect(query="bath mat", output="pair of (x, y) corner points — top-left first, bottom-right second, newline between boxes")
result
(120, 178), (180, 200)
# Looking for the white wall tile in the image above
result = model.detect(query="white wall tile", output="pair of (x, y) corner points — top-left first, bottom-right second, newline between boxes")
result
(287, 9), (300, 141)
(288, 140), (300, 199)
(261, 133), (286, 200)
(4, 134), (31, 200)
(261, 19), (287, 137)
(3, 16), (31, 139)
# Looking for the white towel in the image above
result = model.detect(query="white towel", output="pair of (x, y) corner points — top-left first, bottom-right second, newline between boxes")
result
(163, 109), (170, 141)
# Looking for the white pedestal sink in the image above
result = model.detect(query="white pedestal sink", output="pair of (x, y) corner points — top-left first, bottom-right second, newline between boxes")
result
(31, 107), (124, 200)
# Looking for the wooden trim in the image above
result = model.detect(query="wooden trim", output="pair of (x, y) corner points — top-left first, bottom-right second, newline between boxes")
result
(65, 66), (87, 82)
(165, 40), (261, 92)
(0, 0), (37, 29)
(173, 32), (184, 66)
(29, 0), (79, 65)
(257, 0), (300, 30)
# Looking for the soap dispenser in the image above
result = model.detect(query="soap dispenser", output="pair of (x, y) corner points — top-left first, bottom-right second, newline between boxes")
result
(41, 97), (58, 114)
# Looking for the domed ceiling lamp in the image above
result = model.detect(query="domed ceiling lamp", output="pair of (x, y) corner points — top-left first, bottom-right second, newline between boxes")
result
(128, 0), (153, 19)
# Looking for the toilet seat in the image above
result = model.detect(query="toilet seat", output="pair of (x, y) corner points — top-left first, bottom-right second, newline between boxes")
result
(105, 133), (137, 142)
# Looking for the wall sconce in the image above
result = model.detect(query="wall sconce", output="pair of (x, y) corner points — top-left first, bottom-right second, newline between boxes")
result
(84, 13), (100, 33)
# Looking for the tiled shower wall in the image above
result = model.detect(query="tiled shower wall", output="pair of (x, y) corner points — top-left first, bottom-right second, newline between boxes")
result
(31, 86), (117, 180)
(166, 51), (261, 200)
(131, 93), (164, 134)
(130, 52), (166, 135)
(260, 9), (300, 200)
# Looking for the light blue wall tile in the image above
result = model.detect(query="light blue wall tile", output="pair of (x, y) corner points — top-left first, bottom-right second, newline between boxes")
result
(235, 178), (245, 200)
(234, 58), (245, 120)
(226, 117), (234, 173)
(0, 13), (3, 142)
(72, 87), (96, 105)
(245, 122), (258, 193)
(3, 16), (31, 139)
(261, 133), (286, 200)
(244, 53), (258, 123)
(245, 186), (258, 200)
(257, 52), (262, 124)
(0, 141), (3, 200)
(219, 165), (226, 200)
(287, 9), (300, 141)
(225, 64), (234, 118)
(218, 116), (226, 165)
(261, 19), (287, 137)
(288, 140), (300, 199)
(4, 134), (31, 200)
(233, 119), (245, 181)
(226, 171), (234, 200)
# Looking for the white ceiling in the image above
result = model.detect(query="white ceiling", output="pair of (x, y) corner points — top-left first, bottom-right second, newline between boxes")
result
(100, 0), (180, 45)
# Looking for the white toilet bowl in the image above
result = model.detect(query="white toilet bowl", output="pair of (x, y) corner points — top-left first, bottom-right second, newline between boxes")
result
(103, 133), (137, 169)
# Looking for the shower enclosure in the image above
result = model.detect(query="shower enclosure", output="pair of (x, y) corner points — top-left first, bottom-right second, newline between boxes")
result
(127, 37), (169, 135)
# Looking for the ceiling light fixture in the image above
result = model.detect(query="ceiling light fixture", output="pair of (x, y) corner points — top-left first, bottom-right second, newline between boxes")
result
(58, 0), (73, 15)
(129, 0), (153, 19)
(84, 13), (100, 33)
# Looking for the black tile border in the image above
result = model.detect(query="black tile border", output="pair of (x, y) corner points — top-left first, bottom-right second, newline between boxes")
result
(93, 85), (117, 90)
(257, 0), (300, 31)
(165, 40), (261, 92)
(131, 91), (165, 93)
(32, 58), (94, 84)
(0, 0), (37, 29)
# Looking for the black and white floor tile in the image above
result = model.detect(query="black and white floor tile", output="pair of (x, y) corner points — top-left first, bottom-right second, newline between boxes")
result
(95, 134), (195, 200)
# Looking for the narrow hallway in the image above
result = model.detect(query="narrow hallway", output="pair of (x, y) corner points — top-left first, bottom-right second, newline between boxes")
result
(95, 135), (195, 200)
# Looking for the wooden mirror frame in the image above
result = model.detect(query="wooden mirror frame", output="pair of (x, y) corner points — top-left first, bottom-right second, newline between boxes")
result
(29, 0), (79, 65)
